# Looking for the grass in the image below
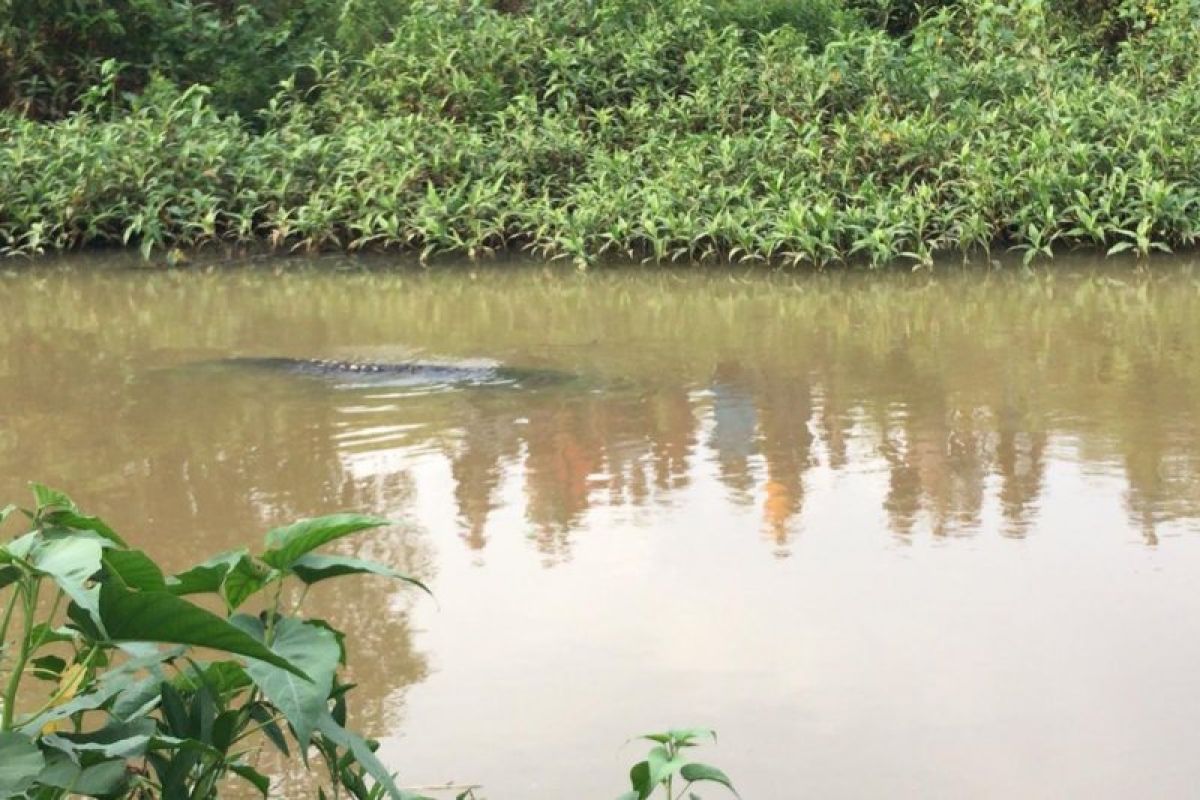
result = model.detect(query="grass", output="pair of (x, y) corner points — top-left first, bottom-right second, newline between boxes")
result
(2, 0), (1199, 267)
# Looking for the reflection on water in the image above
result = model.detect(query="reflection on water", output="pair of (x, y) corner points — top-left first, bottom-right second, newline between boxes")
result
(4, 256), (1200, 796)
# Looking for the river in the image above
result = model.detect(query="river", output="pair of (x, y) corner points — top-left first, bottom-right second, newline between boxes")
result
(3, 254), (1200, 797)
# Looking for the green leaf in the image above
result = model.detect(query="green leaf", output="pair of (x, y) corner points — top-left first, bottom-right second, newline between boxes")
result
(167, 550), (246, 595)
(29, 623), (76, 647)
(31, 483), (76, 513)
(0, 732), (46, 795)
(646, 745), (686, 788)
(261, 514), (389, 569)
(231, 615), (339, 747)
(249, 702), (290, 756)
(212, 709), (241, 751)
(112, 675), (166, 721)
(30, 654), (67, 681)
(43, 719), (156, 760)
(231, 763), (271, 796)
(31, 536), (104, 629)
(628, 760), (651, 799)
(98, 583), (308, 679)
(160, 682), (190, 736)
(316, 711), (422, 800)
(66, 599), (105, 641)
(41, 509), (127, 547)
(291, 553), (431, 594)
(0, 504), (15, 526)
(35, 752), (82, 790)
(0, 565), (22, 589)
(641, 728), (715, 746)
(174, 660), (252, 696)
(69, 759), (129, 795)
(103, 549), (166, 591)
(680, 763), (738, 796)
(1107, 240), (1135, 255)
(221, 555), (271, 610)
(5, 531), (39, 560)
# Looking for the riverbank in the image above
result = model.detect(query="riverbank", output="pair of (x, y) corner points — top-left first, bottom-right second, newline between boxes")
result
(3, 0), (1199, 266)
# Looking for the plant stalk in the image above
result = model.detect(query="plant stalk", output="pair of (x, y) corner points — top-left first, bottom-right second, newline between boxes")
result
(2, 578), (40, 730)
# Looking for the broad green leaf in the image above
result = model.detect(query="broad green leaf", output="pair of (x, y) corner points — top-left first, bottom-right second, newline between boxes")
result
(98, 583), (308, 679)
(35, 752), (81, 791)
(167, 550), (247, 595)
(231, 614), (339, 747)
(307, 618), (348, 665)
(629, 760), (651, 794)
(291, 553), (431, 594)
(32, 536), (104, 629)
(646, 745), (686, 788)
(103, 549), (166, 591)
(315, 711), (425, 800)
(0, 732), (45, 795)
(221, 555), (271, 610)
(680, 763), (738, 796)
(261, 514), (390, 569)
(69, 759), (129, 795)
(0, 504), (15, 525)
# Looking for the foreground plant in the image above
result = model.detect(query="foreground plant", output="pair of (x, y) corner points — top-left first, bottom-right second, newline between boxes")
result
(0, 484), (430, 799)
(617, 729), (738, 800)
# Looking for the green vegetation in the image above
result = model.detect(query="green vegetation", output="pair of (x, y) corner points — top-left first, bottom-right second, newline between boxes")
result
(2, 0), (1199, 266)
(0, 484), (431, 798)
(617, 729), (737, 800)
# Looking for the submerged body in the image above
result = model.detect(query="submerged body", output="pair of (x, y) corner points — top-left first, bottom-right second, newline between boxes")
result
(217, 356), (572, 388)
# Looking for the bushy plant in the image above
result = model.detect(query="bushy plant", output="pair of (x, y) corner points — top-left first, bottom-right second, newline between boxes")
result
(616, 729), (737, 800)
(0, 484), (431, 799)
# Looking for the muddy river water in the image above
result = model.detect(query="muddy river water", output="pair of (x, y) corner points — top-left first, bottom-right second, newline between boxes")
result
(3, 255), (1200, 797)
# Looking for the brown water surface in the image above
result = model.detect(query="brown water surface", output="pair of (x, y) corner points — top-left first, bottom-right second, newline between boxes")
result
(3, 255), (1200, 798)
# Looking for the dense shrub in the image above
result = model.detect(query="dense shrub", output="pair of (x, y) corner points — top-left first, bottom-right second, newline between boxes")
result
(1, 0), (1199, 266)
(0, 0), (407, 118)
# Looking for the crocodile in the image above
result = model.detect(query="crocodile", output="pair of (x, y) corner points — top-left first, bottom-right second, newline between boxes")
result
(215, 356), (572, 388)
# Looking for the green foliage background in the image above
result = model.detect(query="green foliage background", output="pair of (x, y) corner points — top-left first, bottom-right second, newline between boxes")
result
(1, 0), (1198, 265)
